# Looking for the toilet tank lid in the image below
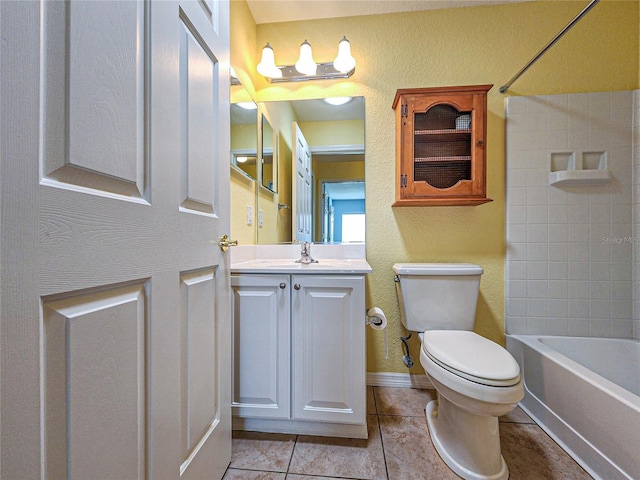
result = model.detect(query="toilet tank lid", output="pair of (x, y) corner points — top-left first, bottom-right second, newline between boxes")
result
(393, 263), (483, 276)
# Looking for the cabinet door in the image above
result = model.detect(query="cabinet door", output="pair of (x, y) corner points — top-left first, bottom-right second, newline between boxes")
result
(393, 85), (492, 206)
(231, 275), (290, 418)
(405, 94), (477, 196)
(292, 275), (366, 424)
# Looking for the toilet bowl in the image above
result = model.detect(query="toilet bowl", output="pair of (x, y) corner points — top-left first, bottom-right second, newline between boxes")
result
(420, 330), (523, 480)
(392, 263), (524, 480)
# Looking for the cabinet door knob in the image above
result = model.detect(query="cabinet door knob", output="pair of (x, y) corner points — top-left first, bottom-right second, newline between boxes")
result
(279, 283), (286, 289)
(294, 284), (301, 290)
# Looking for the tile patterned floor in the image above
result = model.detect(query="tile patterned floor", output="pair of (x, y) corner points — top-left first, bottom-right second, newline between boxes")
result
(223, 386), (593, 480)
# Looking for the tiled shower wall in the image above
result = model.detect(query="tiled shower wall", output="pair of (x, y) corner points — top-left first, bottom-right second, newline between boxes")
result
(505, 91), (637, 339)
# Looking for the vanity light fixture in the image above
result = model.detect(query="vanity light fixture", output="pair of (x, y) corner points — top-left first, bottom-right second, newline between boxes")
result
(257, 36), (356, 83)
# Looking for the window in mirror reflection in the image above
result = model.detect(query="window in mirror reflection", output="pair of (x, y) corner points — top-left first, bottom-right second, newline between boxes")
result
(342, 214), (366, 242)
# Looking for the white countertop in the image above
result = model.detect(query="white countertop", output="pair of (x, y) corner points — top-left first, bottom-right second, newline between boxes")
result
(230, 244), (372, 274)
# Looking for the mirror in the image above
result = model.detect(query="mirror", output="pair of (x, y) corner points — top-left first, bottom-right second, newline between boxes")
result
(261, 114), (276, 192)
(257, 97), (365, 244)
(230, 82), (258, 180)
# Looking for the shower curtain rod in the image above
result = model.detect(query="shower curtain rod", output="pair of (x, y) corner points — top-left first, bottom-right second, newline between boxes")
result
(499, 0), (600, 94)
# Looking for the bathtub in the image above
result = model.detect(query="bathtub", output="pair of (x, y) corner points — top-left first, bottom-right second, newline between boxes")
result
(506, 335), (640, 480)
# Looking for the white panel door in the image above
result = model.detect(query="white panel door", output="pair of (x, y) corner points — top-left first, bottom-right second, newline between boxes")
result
(0, 1), (231, 479)
(292, 122), (313, 242)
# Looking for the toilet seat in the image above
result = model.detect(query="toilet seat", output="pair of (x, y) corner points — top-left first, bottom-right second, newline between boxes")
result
(421, 331), (520, 387)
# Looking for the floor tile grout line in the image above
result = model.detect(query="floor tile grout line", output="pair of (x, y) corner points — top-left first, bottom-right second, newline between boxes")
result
(373, 387), (391, 480)
(284, 433), (299, 476)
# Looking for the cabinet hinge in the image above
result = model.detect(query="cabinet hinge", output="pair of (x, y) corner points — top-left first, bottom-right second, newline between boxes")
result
(400, 174), (407, 188)
(401, 104), (408, 117)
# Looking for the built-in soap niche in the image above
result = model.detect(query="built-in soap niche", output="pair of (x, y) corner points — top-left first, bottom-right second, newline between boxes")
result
(548, 150), (611, 186)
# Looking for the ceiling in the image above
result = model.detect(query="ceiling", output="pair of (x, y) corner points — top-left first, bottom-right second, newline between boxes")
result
(246, 0), (528, 25)
(323, 181), (365, 201)
(231, 96), (364, 123)
(291, 96), (365, 122)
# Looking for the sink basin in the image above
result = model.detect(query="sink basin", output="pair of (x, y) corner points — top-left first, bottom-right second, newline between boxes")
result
(258, 259), (348, 267)
(257, 260), (301, 267)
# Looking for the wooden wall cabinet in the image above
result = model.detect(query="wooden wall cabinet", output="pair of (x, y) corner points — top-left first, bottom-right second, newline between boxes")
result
(392, 85), (493, 206)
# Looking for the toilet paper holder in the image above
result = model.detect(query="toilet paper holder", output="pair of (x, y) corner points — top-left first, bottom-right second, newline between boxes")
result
(366, 307), (388, 359)
(365, 307), (387, 329)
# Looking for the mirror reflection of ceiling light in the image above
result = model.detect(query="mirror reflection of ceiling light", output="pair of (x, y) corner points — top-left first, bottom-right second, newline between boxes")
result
(257, 36), (356, 83)
(324, 97), (353, 106)
(237, 156), (248, 163)
(236, 102), (257, 110)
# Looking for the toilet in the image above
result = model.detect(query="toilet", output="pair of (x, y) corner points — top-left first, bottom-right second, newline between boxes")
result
(393, 263), (524, 480)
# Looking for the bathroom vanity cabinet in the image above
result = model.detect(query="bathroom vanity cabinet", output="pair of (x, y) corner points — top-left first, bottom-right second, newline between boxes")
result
(231, 273), (367, 439)
(392, 85), (493, 206)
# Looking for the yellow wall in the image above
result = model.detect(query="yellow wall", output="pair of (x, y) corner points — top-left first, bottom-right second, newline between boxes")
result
(234, 0), (639, 374)
(299, 119), (365, 147)
(230, 168), (256, 245)
(230, 0), (259, 245)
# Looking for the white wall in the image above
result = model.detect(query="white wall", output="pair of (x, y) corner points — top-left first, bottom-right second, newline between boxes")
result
(505, 91), (635, 339)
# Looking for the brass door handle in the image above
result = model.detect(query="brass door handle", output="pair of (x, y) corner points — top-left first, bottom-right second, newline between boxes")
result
(218, 234), (238, 252)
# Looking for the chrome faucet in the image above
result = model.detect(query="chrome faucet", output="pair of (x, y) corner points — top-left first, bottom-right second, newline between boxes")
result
(295, 241), (318, 264)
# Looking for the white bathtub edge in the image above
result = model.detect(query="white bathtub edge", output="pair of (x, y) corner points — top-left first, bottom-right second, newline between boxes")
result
(506, 334), (636, 480)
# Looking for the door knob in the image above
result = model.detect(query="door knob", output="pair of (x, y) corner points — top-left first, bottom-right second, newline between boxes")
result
(294, 284), (301, 290)
(279, 283), (286, 289)
(218, 234), (238, 252)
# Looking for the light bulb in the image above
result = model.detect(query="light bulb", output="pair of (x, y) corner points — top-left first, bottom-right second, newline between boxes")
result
(295, 40), (317, 75)
(257, 43), (282, 78)
(333, 36), (356, 73)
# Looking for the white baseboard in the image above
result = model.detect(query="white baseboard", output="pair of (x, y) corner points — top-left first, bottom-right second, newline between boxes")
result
(366, 372), (433, 389)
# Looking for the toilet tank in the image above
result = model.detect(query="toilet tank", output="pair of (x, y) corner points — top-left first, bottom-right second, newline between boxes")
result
(393, 263), (483, 332)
